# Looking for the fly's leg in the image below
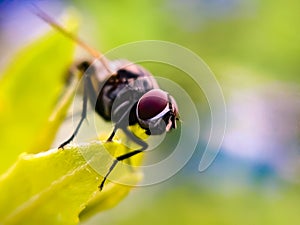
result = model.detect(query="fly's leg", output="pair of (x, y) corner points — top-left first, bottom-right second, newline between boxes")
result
(59, 63), (97, 149)
(100, 126), (148, 190)
(106, 127), (117, 142)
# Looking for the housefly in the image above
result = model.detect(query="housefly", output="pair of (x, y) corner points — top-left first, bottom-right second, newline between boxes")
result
(31, 5), (180, 190)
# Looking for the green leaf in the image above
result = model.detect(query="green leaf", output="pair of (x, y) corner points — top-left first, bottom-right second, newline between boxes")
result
(0, 13), (76, 174)
(0, 10), (145, 225)
(0, 142), (143, 225)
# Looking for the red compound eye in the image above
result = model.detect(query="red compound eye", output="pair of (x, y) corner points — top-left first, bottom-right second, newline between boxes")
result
(137, 89), (169, 120)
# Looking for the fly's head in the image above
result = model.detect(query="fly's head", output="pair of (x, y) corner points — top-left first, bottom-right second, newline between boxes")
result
(136, 89), (179, 135)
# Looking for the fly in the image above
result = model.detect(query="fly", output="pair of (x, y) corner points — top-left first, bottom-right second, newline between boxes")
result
(31, 4), (180, 190)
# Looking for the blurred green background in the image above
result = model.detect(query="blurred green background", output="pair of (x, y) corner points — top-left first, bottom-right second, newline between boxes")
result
(1, 0), (300, 224)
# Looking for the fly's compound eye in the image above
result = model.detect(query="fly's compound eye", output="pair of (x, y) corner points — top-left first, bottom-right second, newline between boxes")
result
(136, 89), (179, 135)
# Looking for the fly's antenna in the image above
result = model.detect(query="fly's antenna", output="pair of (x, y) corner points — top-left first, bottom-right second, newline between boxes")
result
(29, 3), (112, 74)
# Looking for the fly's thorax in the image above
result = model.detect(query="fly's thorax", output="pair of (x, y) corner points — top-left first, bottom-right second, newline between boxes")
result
(92, 61), (159, 123)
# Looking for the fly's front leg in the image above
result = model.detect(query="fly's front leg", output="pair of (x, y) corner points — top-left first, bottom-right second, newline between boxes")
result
(99, 126), (148, 190)
(59, 63), (97, 149)
(105, 100), (133, 142)
(106, 127), (117, 142)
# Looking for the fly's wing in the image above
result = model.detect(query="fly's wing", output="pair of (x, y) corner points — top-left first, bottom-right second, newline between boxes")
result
(90, 59), (159, 90)
(89, 59), (129, 83)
